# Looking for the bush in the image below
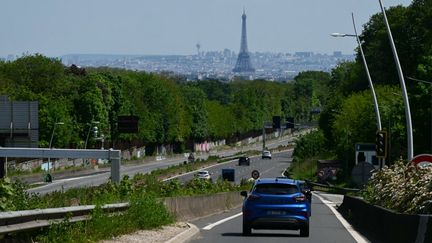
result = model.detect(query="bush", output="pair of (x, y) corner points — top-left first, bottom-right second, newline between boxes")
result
(362, 160), (432, 214)
(292, 130), (326, 162)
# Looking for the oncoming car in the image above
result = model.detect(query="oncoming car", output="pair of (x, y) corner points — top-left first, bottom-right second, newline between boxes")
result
(262, 150), (272, 159)
(195, 170), (212, 180)
(240, 178), (311, 237)
(238, 156), (250, 166)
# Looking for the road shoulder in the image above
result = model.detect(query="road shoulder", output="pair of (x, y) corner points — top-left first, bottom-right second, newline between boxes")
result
(99, 222), (199, 243)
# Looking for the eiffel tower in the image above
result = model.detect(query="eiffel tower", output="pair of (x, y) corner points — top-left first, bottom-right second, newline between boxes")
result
(233, 10), (255, 73)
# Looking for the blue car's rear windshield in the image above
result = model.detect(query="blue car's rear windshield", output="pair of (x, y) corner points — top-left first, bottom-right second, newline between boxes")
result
(254, 183), (299, 195)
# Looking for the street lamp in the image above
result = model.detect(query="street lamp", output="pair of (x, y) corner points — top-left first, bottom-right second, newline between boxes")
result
(85, 121), (100, 149)
(49, 122), (64, 149)
(47, 121), (64, 181)
(331, 13), (382, 131)
(378, 0), (413, 160)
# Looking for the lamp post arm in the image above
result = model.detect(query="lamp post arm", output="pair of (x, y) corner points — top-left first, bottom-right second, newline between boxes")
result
(352, 13), (382, 131)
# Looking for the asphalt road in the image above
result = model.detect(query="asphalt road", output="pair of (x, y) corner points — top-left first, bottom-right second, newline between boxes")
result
(186, 154), (368, 243)
(167, 149), (292, 184)
(27, 133), (299, 195)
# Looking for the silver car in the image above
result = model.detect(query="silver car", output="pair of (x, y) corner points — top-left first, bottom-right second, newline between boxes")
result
(196, 170), (212, 180)
(262, 150), (272, 159)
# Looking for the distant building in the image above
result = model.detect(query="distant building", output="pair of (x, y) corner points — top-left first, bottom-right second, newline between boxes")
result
(233, 9), (255, 75)
(294, 52), (314, 58)
(333, 51), (342, 57)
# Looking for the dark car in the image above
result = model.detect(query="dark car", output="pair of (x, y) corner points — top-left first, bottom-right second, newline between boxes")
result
(188, 153), (195, 163)
(240, 178), (311, 237)
(238, 156), (250, 166)
(298, 180), (312, 203)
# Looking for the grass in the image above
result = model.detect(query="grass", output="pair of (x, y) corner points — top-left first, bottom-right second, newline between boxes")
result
(287, 156), (318, 181)
(33, 193), (174, 243)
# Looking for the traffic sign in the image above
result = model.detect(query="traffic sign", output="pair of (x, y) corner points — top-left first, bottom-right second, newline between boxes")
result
(410, 154), (432, 168)
(251, 170), (260, 180)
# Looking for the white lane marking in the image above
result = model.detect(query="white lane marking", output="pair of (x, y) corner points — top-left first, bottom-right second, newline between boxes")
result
(30, 173), (106, 190)
(162, 159), (237, 181)
(314, 193), (368, 243)
(202, 212), (243, 230)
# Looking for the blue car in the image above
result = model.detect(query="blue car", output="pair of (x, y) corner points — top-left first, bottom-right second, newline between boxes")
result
(240, 178), (311, 237)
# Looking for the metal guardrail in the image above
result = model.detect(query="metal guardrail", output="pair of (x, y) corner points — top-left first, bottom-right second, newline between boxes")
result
(306, 180), (361, 194)
(0, 203), (129, 235)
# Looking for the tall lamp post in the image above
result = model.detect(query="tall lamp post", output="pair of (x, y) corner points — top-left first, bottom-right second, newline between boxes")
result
(47, 122), (64, 181)
(331, 13), (382, 131)
(84, 121), (99, 167)
(378, 0), (413, 160)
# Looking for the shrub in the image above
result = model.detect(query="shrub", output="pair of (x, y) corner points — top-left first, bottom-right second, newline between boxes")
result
(292, 130), (326, 162)
(362, 160), (432, 214)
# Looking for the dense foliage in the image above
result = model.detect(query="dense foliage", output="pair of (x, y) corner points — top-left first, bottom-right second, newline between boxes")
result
(292, 130), (326, 162)
(318, 0), (432, 174)
(291, 0), (431, 191)
(0, 57), (327, 152)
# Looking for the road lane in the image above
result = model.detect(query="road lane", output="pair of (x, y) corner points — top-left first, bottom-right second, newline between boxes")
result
(27, 129), (309, 195)
(189, 194), (361, 243)
(28, 135), (297, 194)
(187, 151), (368, 243)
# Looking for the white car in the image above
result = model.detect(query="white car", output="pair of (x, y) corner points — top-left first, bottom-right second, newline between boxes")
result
(262, 150), (272, 159)
(196, 170), (212, 180)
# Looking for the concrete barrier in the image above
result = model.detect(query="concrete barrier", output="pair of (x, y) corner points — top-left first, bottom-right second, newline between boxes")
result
(163, 191), (243, 221)
(338, 195), (432, 243)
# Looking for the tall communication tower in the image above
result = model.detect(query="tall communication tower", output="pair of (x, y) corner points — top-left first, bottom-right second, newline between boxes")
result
(233, 9), (255, 73)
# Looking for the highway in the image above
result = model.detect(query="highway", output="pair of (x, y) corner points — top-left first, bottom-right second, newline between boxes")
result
(27, 132), (300, 195)
(26, 132), (372, 243)
(186, 153), (369, 243)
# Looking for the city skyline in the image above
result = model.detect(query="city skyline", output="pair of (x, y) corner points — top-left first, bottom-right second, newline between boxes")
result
(0, 0), (412, 57)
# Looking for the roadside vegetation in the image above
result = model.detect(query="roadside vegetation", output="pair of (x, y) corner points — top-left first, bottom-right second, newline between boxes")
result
(35, 193), (174, 243)
(362, 161), (432, 214)
(1, 169), (253, 242)
(287, 130), (327, 180)
(289, 0), (431, 197)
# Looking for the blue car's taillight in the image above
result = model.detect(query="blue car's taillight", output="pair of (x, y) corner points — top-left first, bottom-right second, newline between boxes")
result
(294, 194), (306, 202)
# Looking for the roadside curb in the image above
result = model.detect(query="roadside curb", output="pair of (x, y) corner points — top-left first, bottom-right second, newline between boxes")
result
(165, 223), (199, 243)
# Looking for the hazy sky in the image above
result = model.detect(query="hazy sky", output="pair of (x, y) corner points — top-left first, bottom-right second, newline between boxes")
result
(0, 0), (412, 57)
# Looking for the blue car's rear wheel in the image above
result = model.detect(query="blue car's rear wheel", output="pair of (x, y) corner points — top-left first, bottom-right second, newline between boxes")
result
(300, 223), (309, 237)
(242, 221), (251, 235)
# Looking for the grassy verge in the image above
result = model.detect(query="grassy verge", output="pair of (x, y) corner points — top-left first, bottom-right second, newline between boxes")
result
(10, 193), (174, 243)
(287, 156), (318, 181)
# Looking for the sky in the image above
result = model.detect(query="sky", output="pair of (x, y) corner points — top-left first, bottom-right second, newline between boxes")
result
(0, 0), (413, 57)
